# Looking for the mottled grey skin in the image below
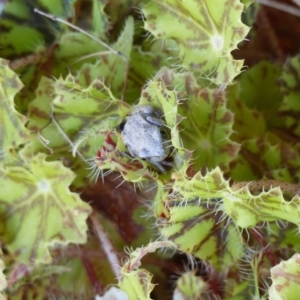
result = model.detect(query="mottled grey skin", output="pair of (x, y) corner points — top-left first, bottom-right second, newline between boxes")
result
(121, 105), (171, 172)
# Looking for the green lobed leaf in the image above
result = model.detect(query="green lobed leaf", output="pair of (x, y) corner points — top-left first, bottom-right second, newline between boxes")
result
(51, 75), (126, 156)
(173, 271), (209, 299)
(224, 280), (257, 300)
(143, 0), (250, 85)
(151, 68), (240, 170)
(0, 59), (30, 164)
(0, 152), (91, 264)
(227, 60), (300, 183)
(91, 0), (110, 40)
(154, 181), (244, 270)
(278, 55), (300, 138)
(0, 0), (76, 58)
(226, 182), (300, 228)
(168, 167), (300, 243)
(27, 77), (60, 151)
(7, 262), (72, 298)
(131, 40), (178, 77)
(227, 84), (266, 142)
(26, 76), (93, 188)
(238, 60), (282, 128)
(105, 0), (145, 25)
(51, 74), (150, 182)
(128, 39), (179, 101)
(172, 167), (230, 199)
(176, 74), (240, 170)
(269, 253), (300, 300)
(119, 270), (153, 300)
(229, 135), (300, 183)
(75, 16), (134, 99)
(267, 223), (300, 257)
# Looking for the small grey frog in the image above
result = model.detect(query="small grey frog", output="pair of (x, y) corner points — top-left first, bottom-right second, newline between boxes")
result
(119, 105), (172, 172)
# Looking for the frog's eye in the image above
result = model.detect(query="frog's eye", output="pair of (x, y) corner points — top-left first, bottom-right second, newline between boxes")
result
(160, 128), (168, 139)
(118, 121), (126, 132)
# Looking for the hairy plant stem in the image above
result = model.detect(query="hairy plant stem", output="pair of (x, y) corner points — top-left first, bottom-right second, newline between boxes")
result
(231, 179), (300, 196)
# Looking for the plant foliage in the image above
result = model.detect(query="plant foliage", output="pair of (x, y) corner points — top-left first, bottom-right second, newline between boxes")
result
(0, 0), (300, 299)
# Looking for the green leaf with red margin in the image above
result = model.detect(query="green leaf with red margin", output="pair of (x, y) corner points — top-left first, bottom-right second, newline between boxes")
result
(27, 75), (118, 187)
(131, 40), (178, 77)
(172, 167), (300, 228)
(226, 183), (300, 228)
(224, 281), (257, 300)
(0, 59), (30, 164)
(91, 0), (110, 40)
(51, 75), (124, 158)
(154, 180), (244, 271)
(174, 72), (240, 170)
(0, 152), (91, 264)
(7, 262), (71, 298)
(227, 68), (300, 183)
(30, 73), (185, 183)
(227, 84), (266, 142)
(155, 166), (300, 270)
(0, 0), (72, 58)
(27, 77), (62, 152)
(226, 83), (266, 181)
(50, 74), (151, 182)
(142, 0), (250, 86)
(75, 16), (134, 99)
(153, 68), (240, 171)
(128, 39), (179, 101)
(269, 253), (300, 300)
(105, 0), (147, 25)
(237, 61), (282, 129)
(229, 136), (300, 182)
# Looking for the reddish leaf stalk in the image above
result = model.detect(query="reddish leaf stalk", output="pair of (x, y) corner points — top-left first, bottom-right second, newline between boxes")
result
(90, 212), (121, 279)
(81, 254), (103, 295)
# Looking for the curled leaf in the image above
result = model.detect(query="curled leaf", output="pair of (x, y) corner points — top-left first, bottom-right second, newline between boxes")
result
(0, 59), (30, 163)
(119, 241), (178, 300)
